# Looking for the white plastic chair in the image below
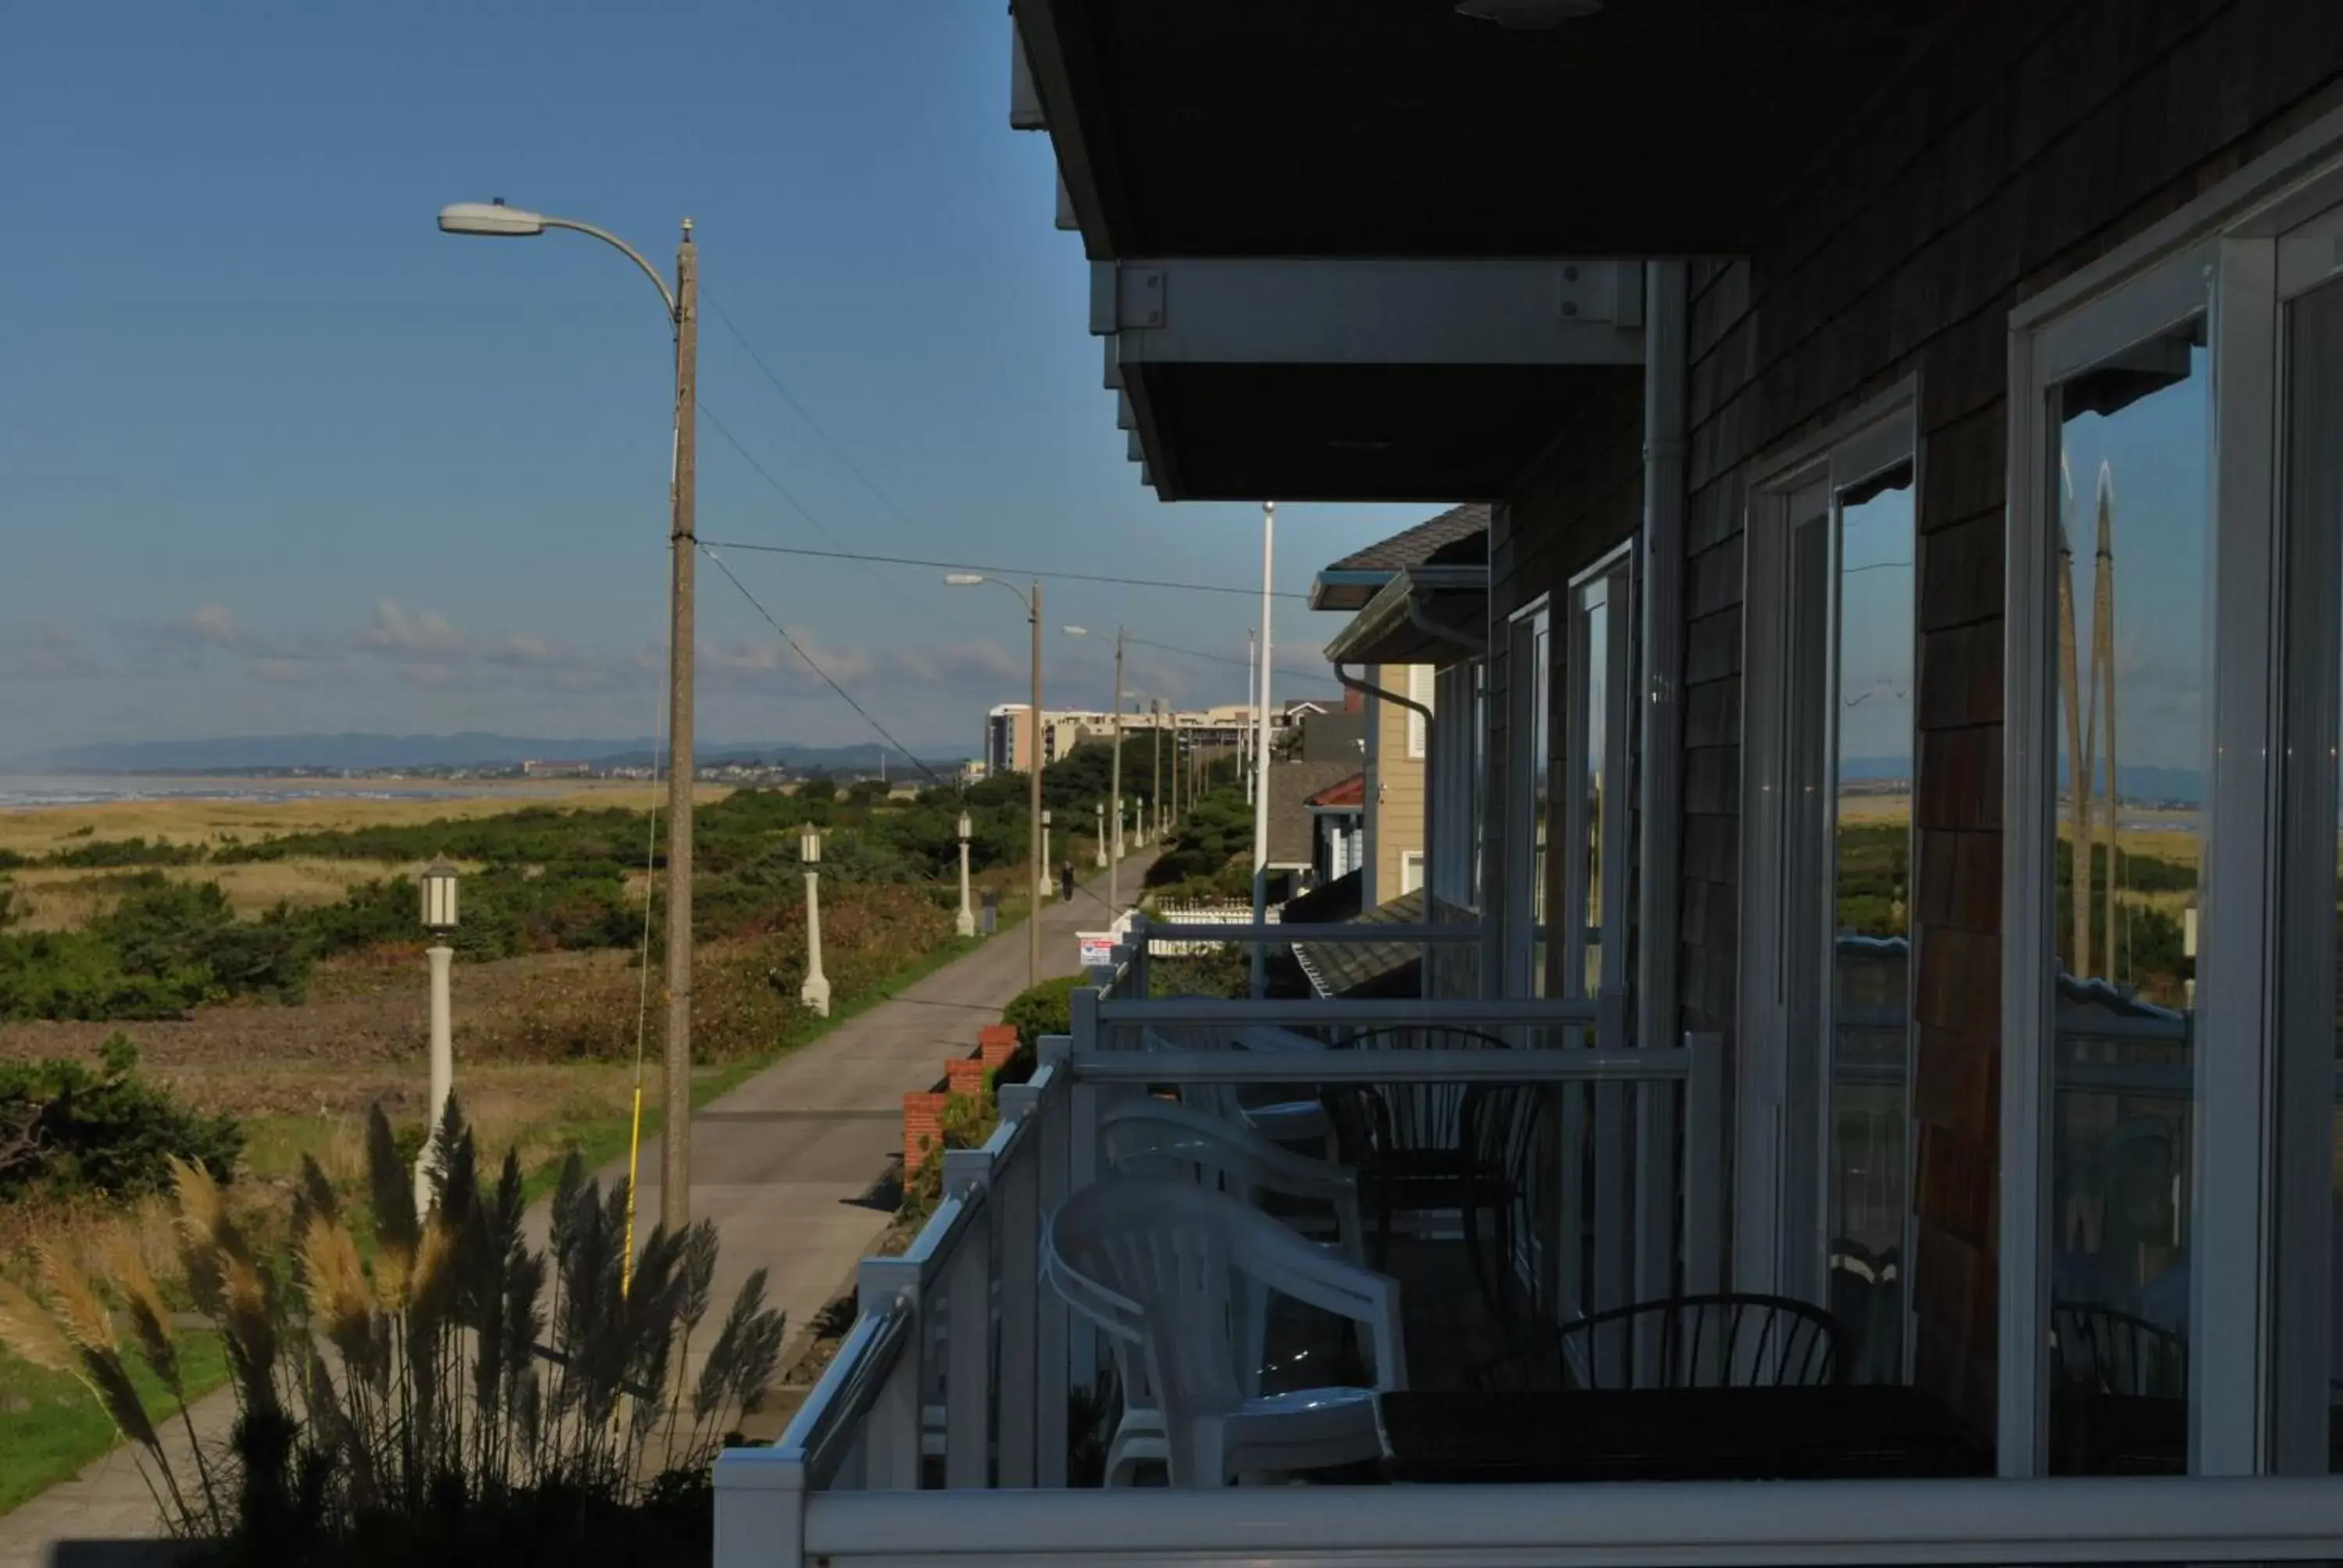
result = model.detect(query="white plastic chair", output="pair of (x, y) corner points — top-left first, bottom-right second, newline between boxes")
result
(1044, 1178), (1407, 1488)
(1100, 1096), (1364, 1261)
(1139, 1025), (1334, 1156)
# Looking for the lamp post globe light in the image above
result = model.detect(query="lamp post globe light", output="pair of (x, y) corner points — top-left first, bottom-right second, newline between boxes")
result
(944, 572), (1044, 989)
(800, 825), (830, 1017)
(955, 811), (975, 938)
(1094, 800), (1107, 869)
(415, 859), (461, 1213)
(440, 197), (704, 1235)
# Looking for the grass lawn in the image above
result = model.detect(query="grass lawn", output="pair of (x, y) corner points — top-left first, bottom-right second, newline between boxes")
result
(0, 1330), (230, 1517)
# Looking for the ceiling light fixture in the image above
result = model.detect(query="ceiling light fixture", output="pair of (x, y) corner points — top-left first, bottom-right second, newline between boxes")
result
(1455, 0), (1602, 29)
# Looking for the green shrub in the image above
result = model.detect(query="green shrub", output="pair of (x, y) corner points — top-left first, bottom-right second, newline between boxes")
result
(45, 836), (208, 869)
(1003, 973), (1081, 1053)
(0, 1034), (242, 1199)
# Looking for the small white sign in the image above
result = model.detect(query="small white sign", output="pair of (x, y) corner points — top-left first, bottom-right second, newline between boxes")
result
(1079, 932), (1115, 968)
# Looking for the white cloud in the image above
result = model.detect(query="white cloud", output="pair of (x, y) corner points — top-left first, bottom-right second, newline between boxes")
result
(362, 598), (466, 660)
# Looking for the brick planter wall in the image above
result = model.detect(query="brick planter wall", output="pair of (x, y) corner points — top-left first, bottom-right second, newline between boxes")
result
(978, 1023), (1019, 1071)
(902, 1090), (947, 1174)
(945, 1055), (987, 1099)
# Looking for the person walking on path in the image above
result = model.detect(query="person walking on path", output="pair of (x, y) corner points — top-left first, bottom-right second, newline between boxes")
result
(1059, 861), (1075, 903)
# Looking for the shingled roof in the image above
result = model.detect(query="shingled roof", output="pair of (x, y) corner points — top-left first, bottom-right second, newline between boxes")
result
(1311, 503), (1491, 611)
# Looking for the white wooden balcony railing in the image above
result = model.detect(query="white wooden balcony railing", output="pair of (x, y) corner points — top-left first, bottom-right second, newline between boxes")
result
(711, 920), (2343, 1568)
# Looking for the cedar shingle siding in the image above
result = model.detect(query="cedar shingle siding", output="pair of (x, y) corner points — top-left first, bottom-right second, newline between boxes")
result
(1489, 0), (2343, 1434)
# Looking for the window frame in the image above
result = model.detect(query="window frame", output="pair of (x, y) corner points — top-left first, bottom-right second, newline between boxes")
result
(1504, 595), (1553, 998)
(1739, 383), (1920, 1316)
(1563, 542), (1639, 1007)
(2003, 166), (2331, 1474)
(1407, 664), (1432, 759)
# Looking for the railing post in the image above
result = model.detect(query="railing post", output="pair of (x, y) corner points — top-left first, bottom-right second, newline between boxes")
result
(995, 1082), (1043, 1487)
(1683, 1031), (1724, 1298)
(1632, 1071), (1675, 1388)
(712, 1447), (804, 1568)
(855, 1256), (925, 1489)
(1071, 981), (1102, 1053)
(1129, 911), (1151, 998)
(1036, 1039), (1073, 1485)
(940, 1149), (995, 1488)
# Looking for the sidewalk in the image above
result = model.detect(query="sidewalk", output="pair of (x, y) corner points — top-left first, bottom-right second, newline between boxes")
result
(0, 857), (1149, 1567)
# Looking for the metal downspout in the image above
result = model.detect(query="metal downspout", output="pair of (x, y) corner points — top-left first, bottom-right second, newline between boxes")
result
(1405, 593), (1488, 657)
(1333, 663), (1432, 722)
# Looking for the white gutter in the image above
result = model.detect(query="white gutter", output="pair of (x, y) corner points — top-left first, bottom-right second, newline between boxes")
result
(1636, 261), (1688, 1063)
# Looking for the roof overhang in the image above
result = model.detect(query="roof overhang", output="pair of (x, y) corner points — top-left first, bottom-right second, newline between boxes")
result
(1093, 258), (1642, 501)
(1325, 564), (1489, 668)
(1012, 1), (1947, 261)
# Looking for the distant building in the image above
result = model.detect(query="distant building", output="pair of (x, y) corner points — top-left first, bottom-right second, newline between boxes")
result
(520, 759), (590, 779)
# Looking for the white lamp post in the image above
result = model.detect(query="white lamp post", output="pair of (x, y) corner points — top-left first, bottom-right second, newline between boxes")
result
(1094, 800), (1107, 868)
(415, 859), (459, 1213)
(800, 825), (830, 1017)
(955, 811), (975, 938)
(946, 572), (1043, 990)
(1042, 809), (1054, 899)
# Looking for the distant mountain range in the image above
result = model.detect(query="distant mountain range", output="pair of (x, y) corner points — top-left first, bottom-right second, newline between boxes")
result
(6, 732), (965, 774)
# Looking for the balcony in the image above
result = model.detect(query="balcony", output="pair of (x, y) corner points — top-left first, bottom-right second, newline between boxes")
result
(712, 919), (2343, 1567)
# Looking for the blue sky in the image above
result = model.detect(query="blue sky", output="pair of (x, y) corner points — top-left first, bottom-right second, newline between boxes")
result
(0, 2), (1417, 759)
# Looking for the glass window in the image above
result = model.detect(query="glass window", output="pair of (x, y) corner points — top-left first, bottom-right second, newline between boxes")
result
(2275, 267), (2343, 1471)
(1577, 577), (1610, 1000)
(2045, 318), (2207, 1472)
(1564, 551), (1635, 1010)
(1828, 476), (1915, 1385)
(1747, 414), (1914, 1384)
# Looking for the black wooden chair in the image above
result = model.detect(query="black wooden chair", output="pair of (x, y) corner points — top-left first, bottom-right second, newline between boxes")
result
(1467, 1293), (1846, 1392)
(1457, 1080), (1550, 1321)
(2051, 1300), (2186, 1399)
(1318, 1025), (1511, 1270)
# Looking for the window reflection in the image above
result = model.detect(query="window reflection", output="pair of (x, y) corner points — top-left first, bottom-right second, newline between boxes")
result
(1829, 478), (1913, 1386)
(2048, 321), (2206, 1474)
(1579, 582), (1608, 999)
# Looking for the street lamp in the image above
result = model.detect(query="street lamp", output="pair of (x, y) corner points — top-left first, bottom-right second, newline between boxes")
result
(946, 572), (1043, 989)
(440, 197), (704, 1238)
(415, 859), (460, 1213)
(800, 825), (829, 1017)
(1063, 622), (1128, 914)
(955, 811), (975, 938)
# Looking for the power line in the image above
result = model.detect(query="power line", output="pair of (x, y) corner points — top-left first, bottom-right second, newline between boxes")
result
(1124, 633), (1340, 688)
(696, 536), (1307, 601)
(695, 401), (921, 608)
(701, 287), (955, 559)
(697, 543), (949, 787)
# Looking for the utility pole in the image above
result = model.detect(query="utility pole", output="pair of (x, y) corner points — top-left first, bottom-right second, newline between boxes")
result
(437, 201), (700, 1233)
(1108, 625), (1125, 916)
(1151, 698), (1163, 844)
(1028, 580), (1044, 991)
(662, 221), (698, 1235)
(1244, 630), (1257, 807)
(1251, 502), (1275, 998)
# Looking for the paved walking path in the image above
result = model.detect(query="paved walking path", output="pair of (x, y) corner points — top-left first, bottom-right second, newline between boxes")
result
(0, 858), (1149, 1566)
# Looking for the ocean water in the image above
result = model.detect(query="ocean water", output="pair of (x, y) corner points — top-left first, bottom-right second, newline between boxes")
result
(0, 774), (569, 810)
